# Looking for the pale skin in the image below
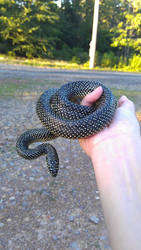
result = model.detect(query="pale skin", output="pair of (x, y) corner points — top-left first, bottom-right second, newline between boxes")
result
(79, 86), (141, 250)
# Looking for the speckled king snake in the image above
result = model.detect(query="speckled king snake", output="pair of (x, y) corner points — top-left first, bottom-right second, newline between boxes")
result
(16, 80), (117, 177)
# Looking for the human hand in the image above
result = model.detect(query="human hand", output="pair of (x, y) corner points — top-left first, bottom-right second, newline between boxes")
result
(79, 86), (140, 158)
(79, 87), (141, 250)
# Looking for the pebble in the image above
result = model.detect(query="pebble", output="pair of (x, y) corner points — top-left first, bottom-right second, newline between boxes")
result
(23, 217), (30, 222)
(29, 177), (34, 181)
(99, 235), (107, 240)
(89, 215), (100, 224)
(32, 169), (40, 175)
(68, 216), (74, 222)
(50, 216), (55, 221)
(22, 200), (28, 209)
(24, 190), (32, 196)
(0, 222), (4, 227)
(0, 204), (4, 210)
(38, 230), (44, 240)
(95, 196), (100, 200)
(69, 242), (80, 250)
(52, 235), (59, 240)
(60, 165), (65, 169)
(40, 189), (52, 198)
(67, 225), (73, 233)
(34, 210), (42, 217)
(10, 162), (14, 166)
(66, 165), (71, 169)
(38, 177), (44, 181)
(9, 196), (15, 201)
(8, 240), (12, 246)
(75, 231), (80, 235)
(7, 218), (12, 222)
(10, 200), (16, 206)
(64, 159), (69, 163)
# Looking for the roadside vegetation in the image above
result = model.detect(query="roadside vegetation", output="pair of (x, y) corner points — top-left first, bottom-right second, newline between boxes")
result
(0, 53), (141, 72)
(0, 0), (140, 72)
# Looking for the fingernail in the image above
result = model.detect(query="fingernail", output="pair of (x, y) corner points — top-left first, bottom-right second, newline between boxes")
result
(121, 95), (128, 101)
(97, 86), (103, 91)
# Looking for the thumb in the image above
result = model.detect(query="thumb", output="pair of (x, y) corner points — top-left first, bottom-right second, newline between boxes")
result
(81, 86), (103, 106)
(118, 95), (135, 112)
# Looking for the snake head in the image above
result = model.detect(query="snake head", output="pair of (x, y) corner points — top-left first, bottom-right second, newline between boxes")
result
(45, 144), (59, 177)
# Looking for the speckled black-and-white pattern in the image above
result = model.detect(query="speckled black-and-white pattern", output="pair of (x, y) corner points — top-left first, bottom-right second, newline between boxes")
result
(16, 80), (117, 177)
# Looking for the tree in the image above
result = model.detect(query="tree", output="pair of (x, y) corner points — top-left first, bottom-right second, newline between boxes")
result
(96, 0), (122, 53)
(0, 0), (59, 58)
(110, 0), (141, 60)
(56, 0), (93, 61)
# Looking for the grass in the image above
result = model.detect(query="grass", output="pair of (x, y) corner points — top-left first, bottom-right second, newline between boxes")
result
(112, 88), (141, 121)
(0, 79), (141, 102)
(0, 54), (141, 72)
(0, 54), (84, 70)
(0, 79), (140, 121)
(0, 79), (61, 97)
(112, 88), (141, 99)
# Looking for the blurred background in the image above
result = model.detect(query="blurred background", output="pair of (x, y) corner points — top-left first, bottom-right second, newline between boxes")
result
(0, 0), (140, 71)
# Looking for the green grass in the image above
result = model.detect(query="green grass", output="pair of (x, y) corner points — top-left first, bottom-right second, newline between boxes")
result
(112, 88), (141, 109)
(0, 80), (140, 120)
(0, 79), (141, 102)
(112, 88), (141, 99)
(0, 79), (61, 97)
(0, 54), (141, 72)
(0, 54), (83, 70)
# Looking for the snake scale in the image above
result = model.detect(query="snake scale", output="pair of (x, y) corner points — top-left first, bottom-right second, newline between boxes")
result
(16, 80), (117, 177)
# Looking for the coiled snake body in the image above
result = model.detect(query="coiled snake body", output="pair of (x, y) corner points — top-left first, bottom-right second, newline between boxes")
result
(16, 80), (117, 177)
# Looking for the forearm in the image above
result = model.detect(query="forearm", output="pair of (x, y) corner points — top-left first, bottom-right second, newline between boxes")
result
(91, 135), (141, 250)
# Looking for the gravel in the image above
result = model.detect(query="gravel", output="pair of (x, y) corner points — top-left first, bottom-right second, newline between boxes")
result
(0, 95), (111, 249)
(0, 73), (140, 249)
(89, 215), (100, 224)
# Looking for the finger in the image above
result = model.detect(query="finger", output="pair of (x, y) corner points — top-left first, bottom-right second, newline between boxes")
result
(118, 95), (128, 106)
(118, 95), (135, 112)
(81, 86), (103, 106)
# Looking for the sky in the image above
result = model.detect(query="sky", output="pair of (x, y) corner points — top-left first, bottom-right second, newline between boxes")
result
(56, 0), (61, 7)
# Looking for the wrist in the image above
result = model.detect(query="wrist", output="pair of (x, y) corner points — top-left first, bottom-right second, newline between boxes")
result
(90, 132), (141, 250)
(90, 132), (141, 163)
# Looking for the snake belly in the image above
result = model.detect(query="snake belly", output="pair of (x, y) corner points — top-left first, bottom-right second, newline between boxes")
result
(16, 80), (117, 177)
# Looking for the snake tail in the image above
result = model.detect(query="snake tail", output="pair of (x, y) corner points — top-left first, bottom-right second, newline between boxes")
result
(16, 128), (59, 177)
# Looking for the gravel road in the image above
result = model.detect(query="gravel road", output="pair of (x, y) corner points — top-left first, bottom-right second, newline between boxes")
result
(0, 64), (141, 249)
(0, 63), (141, 90)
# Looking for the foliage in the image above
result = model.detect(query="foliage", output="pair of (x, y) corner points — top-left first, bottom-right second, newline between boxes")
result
(97, 0), (122, 53)
(101, 51), (118, 67)
(128, 54), (141, 70)
(0, 0), (59, 58)
(0, 0), (140, 71)
(0, 52), (140, 72)
(111, 0), (141, 59)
